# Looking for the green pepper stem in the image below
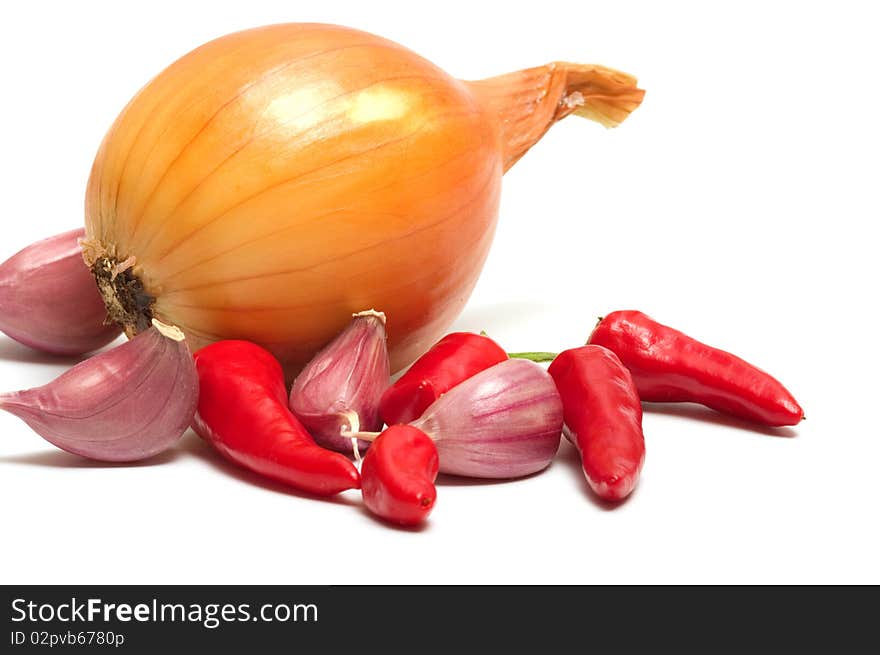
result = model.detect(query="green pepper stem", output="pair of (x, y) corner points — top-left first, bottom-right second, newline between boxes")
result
(507, 351), (558, 363)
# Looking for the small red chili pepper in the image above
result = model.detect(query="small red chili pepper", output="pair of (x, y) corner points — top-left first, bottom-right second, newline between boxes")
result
(379, 332), (508, 426)
(548, 345), (645, 501)
(192, 340), (360, 496)
(361, 425), (439, 526)
(588, 310), (804, 427)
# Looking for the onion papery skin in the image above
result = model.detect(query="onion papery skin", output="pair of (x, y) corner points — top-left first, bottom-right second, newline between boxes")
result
(84, 23), (641, 376)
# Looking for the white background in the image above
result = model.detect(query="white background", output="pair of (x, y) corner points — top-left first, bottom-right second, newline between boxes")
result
(1, 0), (877, 584)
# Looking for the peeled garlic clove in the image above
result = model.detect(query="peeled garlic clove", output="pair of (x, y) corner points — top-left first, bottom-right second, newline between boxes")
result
(411, 358), (563, 478)
(0, 228), (120, 355)
(290, 310), (390, 455)
(0, 319), (197, 462)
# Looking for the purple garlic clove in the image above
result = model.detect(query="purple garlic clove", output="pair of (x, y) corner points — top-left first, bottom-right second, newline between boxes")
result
(290, 310), (390, 457)
(410, 358), (564, 479)
(0, 319), (198, 462)
(0, 228), (121, 355)
(290, 310), (390, 456)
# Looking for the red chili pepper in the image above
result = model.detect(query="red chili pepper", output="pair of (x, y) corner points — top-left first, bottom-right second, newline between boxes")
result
(379, 332), (508, 425)
(360, 425), (439, 526)
(192, 340), (360, 496)
(588, 310), (804, 427)
(548, 345), (645, 501)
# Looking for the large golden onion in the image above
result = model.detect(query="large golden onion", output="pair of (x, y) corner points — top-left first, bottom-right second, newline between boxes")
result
(83, 23), (643, 374)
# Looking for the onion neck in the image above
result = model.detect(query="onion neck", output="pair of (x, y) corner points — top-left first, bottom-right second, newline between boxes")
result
(81, 238), (154, 337)
(465, 62), (645, 171)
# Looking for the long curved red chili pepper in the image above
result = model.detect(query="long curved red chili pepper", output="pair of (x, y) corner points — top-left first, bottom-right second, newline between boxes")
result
(588, 310), (804, 427)
(192, 340), (360, 496)
(379, 332), (507, 426)
(361, 425), (439, 526)
(548, 345), (645, 501)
